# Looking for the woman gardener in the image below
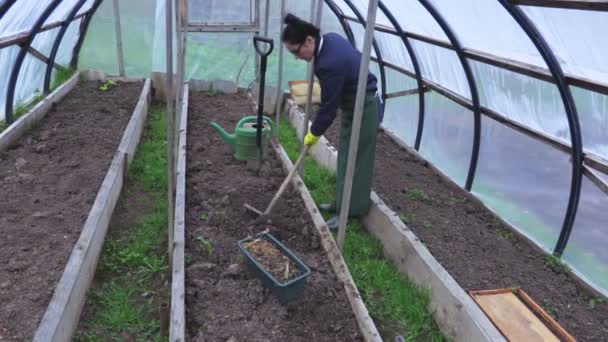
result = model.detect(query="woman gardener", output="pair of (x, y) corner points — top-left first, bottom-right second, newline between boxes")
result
(281, 13), (383, 230)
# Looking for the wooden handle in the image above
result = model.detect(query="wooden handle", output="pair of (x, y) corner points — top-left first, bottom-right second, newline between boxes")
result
(263, 146), (310, 215)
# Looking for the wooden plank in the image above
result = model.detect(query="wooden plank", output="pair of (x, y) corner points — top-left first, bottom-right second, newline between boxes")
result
(170, 83), (189, 342)
(473, 292), (560, 342)
(512, 0), (608, 11)
(0, 73), (79, 152)
(21, 44), (66, 71)
(272, 140), (382, 342)
(283, 100), (505, 341)
(584, 164), (608, 195)
(32, 78), (151, 342)
(516, 289), (576, 342)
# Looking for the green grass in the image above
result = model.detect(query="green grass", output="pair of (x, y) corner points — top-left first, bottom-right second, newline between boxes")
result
(75, 104), (169, 342)
(406, 189), (433, 204)
(278, 120), (445, 341)
(544, 254), (570, 274)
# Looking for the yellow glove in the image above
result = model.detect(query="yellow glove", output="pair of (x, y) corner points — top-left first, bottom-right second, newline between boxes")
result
(304, 132), (320, 147)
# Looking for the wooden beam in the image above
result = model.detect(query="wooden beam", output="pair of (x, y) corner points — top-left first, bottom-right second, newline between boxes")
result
(0, 12), (88, 48)
(20, 43), (67, 71)
(385, 86), (430, 99)
(512, 0), (608, 11)
(584, 164), (608, 196)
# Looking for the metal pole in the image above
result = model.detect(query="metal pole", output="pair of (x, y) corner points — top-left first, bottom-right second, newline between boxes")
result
(112, 0), (125, 76)
(274, 0), (286, 138)
(336, 0), (378, 251)
(299, 0), (323, 172)
(165, 0), (176, 262)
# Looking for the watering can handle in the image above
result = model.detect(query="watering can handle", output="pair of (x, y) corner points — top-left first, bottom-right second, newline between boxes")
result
(262, 115), (275, 136)
(253, 36), (274, 57)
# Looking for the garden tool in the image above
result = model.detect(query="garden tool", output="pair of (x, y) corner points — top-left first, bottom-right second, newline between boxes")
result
(253, 35), (274, 174)
(244, 145), (311, 225)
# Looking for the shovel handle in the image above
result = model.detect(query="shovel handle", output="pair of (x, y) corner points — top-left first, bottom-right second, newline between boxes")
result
(253, 36), (274, 57)
(263, 146), (310, 215)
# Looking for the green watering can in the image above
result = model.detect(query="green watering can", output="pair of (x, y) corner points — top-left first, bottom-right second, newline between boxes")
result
(210, 115), (274, 161)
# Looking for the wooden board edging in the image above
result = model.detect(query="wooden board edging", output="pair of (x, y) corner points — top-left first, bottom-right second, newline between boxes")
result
(170, 83), (189, 342)
(0, 73), (80, 152)
(284, 99), (505, 342)
(32, 78), (152, 342)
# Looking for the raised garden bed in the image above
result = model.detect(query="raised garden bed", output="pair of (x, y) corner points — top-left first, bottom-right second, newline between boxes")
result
(0, 76), (147, 341)
(309, 104), (608, 341)
(182, 91), (373, 341)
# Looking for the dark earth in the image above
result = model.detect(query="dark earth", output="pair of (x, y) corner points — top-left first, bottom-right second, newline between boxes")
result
(0, 80), (142, 341)
(185, 92), (362, 341)
(323, 116), (608, 341)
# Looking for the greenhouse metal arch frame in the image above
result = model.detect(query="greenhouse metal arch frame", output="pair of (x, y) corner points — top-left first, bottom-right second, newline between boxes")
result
(318, 0), (608, 261)
(0, 0), (607, 290)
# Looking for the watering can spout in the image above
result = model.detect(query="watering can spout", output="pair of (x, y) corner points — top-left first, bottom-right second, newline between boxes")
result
(210, 121), (236, 153)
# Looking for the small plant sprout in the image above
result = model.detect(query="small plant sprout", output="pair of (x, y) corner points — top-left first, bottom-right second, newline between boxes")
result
(195, 235), (213, 257)
(448, 195), (468, 205)
(406, 189), (432, 204)
(542, 299), (557, 319)
(99, 79), (118, 91)
(544, 255), (570, 274)
(588, 297), (605, 309)
(496, 227), (514, 240)
(399, 212), (414, 224)
(200, 212), (209, 221)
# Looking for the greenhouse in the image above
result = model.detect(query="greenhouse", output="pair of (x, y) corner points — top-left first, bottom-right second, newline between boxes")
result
(0, 0), (607, 341)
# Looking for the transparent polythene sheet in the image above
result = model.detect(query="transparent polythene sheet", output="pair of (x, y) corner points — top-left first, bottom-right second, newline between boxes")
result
(381, 69), (418, 147)
(188, 0), (254, 24)
(417, 91), (473, 188)
(563, 174), (608, 296)
(472, 115), (571, 253)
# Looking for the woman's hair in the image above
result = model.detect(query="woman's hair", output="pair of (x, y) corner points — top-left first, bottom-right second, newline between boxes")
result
(281, 13), (320, 44)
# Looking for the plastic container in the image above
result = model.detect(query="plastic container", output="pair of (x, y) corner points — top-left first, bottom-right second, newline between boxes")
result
(238, 232), (311, 303)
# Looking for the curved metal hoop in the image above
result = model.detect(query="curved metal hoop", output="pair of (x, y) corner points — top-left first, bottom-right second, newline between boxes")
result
(44, 0), (89, 93)
(5, 0), (63, 125)
(499, 1), (584, 256)
(378, 1), (426, 150)
(417, 0), (482, 191)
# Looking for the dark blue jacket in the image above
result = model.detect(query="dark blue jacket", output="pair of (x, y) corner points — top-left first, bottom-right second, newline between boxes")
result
(310, 32), (378, 136)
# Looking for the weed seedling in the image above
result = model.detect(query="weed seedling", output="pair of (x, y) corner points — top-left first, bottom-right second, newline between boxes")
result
(496, 227), (514, 240)
(195, 235), (213, 257)
(407, 189), (432, 204)
(399, 212), (414, 224)
(185, 255), (193, 266)
(542, 299), (557, 318)
(544, 255), (570, 274)
(140, 256), (167, 277)
(200, 212), (209, 221)
(99, 80), (118, 91)
(448, 195), (468, 205)
(588, 297), (606, 309)
(423, 222), (432, 229)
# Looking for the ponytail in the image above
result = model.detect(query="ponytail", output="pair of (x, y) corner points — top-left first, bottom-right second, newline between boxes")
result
(281, 13), (320, 45)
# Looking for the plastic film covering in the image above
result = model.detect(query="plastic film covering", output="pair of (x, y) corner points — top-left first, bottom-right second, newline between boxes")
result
(418, 91), (473, 187)
(473, 115), (572, 252)
(470, 60), (570, 143)
(564, 175), (608, 297)
(81, 0), (156, 77)
(381, 69), (418, 146)
(522, 7), (608, 84)
(0, 0), (88, 121)
(428, 1), (545, 69)
(188, 0), (255, 24)
(571, 87), (608, 160)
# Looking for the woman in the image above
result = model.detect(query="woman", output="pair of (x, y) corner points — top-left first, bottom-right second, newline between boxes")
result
(281, 13), (382, 230)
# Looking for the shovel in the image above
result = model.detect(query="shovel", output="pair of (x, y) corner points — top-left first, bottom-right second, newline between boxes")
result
(244, 145), (310, 224)
(253, 36), (274, 174)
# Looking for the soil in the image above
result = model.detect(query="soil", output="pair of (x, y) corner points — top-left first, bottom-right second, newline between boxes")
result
(0, 80), (142, 341)
(242, 237), (304, 282)
(322, 119), (608, 341)
(185, 92), (362, 341)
